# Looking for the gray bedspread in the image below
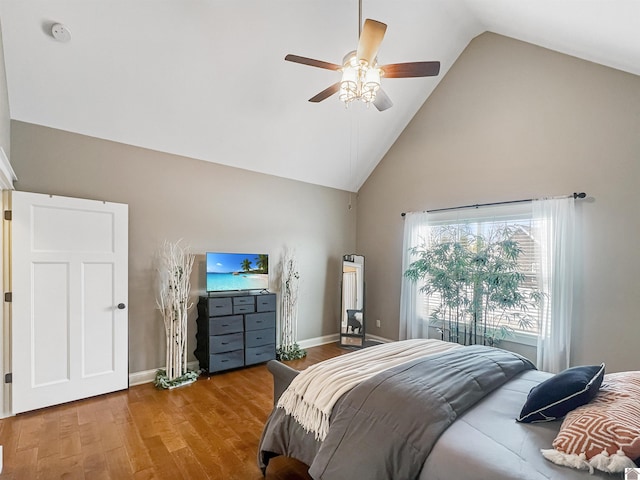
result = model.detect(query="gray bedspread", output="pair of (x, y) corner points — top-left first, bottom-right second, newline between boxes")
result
(419, 369), (615, 480)
(260, 345), (534, 480)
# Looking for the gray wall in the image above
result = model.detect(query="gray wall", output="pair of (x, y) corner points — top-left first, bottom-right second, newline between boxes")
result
(357, 33), (640, 373)
(11, 122), (355, 373)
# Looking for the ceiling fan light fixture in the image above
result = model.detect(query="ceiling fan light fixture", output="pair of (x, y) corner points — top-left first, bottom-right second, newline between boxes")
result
(339, 53), (359, 104)
(362, 66), (381, 101)
(339, 72), (358, 104)
(338, 52), (380, 107)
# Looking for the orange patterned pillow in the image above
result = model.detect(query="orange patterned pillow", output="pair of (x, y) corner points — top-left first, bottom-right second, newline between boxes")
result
(541, 372), (640, 473)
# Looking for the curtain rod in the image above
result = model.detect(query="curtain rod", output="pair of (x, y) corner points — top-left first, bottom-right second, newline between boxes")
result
(400, 192), (586, 217)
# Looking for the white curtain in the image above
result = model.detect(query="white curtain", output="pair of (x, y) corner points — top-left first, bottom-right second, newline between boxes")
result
(399, 211), (430, 340)
(533, 197), (575, 373)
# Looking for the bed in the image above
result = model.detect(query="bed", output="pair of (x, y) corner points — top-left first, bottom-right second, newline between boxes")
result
(258, 339), (636, 480)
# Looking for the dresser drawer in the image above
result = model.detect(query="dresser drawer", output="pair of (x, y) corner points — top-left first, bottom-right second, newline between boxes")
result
(245, 312), (276, 331)
(208, 297), (232, 316)
(209, 315), (243, 335)
(245, 344), (275, 366)
(209, 350), (244, 372)
(209, 332), (243, 353)
(233, 303), (255, 314)
(233, 296), (254, 306)
(245, 327), (275, 348)
(256, 294), (276, 312)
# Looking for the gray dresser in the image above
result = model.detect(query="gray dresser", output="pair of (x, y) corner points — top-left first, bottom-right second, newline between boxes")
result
(194, 293), (276, 373)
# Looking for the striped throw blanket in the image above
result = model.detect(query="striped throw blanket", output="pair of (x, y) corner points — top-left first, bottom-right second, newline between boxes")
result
(276, 339), (462, 441)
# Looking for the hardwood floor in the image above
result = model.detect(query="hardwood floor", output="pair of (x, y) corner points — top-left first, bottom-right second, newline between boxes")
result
(0, 343), (348, 480)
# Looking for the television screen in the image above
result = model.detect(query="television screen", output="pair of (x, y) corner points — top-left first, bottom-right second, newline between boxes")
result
(206, 252), (269, 292)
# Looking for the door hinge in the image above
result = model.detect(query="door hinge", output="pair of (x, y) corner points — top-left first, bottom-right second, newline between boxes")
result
(4, 373), (12, 384)
(4, 210), (11, 221)
(4, 292), (11, 302)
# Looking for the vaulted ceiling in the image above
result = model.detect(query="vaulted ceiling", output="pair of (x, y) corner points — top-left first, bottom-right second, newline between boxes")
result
(1, 1), (638, 192)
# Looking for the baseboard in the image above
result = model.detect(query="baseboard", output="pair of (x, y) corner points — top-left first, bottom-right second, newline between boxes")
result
(296, 334), (339, 349)
(129, 360), (200, 387)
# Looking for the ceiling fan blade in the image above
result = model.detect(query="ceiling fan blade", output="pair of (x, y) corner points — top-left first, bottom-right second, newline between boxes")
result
(380, 61), (441, 78)
(309, 82), (341, 103)
(373, 88), (393, 112)
(356, 19), (387, 66)
(285, 54), (341, 71)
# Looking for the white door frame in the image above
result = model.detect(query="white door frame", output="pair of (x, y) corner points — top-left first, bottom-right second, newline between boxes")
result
(0, 146), (17, 418)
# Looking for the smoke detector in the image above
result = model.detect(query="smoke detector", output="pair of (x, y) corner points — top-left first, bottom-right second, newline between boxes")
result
(51, 23), (71, 42)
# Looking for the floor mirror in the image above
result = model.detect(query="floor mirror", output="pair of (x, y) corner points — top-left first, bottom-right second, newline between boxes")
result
(339, 254), (365, 348)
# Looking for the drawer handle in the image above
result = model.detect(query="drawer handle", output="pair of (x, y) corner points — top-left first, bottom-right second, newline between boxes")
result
(221, 342), (229, 345)
(221, 359), (228, 363)
(215, 305), (224, 308)
(256, 320), (262, 324)
(221, 324), (229, 327)
(256, 337), (263, 340)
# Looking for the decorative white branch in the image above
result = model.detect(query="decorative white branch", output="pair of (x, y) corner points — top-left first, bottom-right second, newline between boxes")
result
(277, 247), (306, 360)
(155, 240), (195, 382)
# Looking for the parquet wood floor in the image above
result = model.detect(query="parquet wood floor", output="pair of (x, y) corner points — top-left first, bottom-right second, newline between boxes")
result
(0, 342), (348, 479)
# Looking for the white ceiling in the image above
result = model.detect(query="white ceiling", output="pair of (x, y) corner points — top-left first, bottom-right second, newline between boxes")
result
(1, 1), (638, 192)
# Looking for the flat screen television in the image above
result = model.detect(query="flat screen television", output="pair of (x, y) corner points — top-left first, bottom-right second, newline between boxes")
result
(206, 252), (269, 292)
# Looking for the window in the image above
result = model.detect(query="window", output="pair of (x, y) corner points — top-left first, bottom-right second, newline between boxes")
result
(404, 204), (544, 346)
(401, 197), (576, 371)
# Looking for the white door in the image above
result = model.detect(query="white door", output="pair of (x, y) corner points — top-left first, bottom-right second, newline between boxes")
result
(10, 191), (128, 414)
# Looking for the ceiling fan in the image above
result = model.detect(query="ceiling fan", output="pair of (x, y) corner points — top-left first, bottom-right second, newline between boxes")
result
(284, 5), (440, 112)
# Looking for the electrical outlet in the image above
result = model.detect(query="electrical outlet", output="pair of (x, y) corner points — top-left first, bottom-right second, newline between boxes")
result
(376, 319), (381, 328)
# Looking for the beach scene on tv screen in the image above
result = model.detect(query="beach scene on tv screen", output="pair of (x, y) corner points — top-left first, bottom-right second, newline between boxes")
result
(206, 252), (269, 291)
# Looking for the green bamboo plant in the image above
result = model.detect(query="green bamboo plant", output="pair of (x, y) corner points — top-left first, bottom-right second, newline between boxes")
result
(404, 224), (543, 346)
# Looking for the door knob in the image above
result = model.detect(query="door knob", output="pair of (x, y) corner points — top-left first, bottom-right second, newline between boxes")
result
(117, 303), (126, 310)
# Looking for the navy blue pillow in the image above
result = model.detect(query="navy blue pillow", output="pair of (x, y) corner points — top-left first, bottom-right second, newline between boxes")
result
(517, 363), (605, 423)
